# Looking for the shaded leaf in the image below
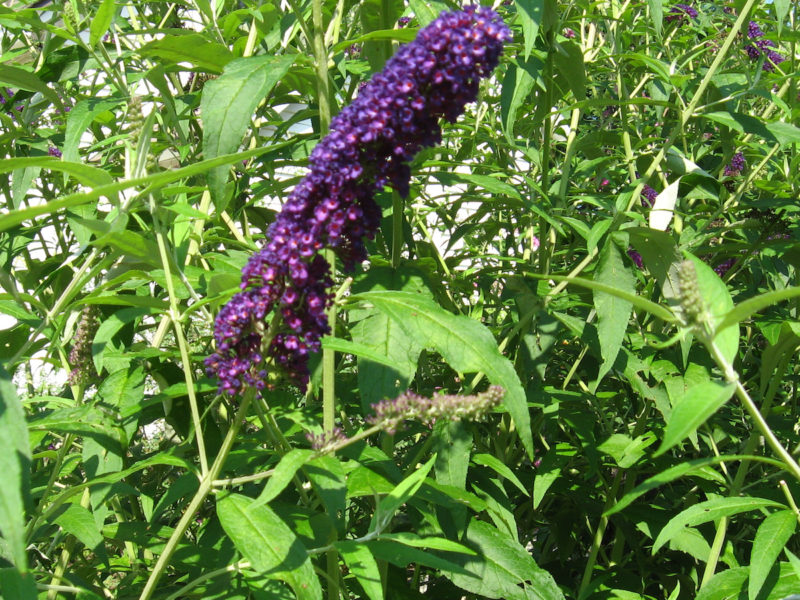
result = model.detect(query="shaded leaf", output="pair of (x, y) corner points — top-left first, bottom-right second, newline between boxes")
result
(749, 510), (797, 600)
(653, 497), (784, 555)
(217, 493), (322, 600)
(353, 291), (534, 459)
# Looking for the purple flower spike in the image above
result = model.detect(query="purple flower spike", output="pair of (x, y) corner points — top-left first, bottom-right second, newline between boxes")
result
(747, 21), (764, 40)
(628, 249), (644, 269)
(744, 22), (784, 71)
(724, 152), (745, 177)
(665, 3), (698, 22)
(48, 146), (62, 158)
(642, 184), (658, 207)
(206, 6), (510, 395)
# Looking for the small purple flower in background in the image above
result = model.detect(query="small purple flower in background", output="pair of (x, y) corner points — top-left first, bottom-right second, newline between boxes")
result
(723, 152), (745, 177)
(397, 16), (411, 28)
(563, 28), (576, 39)
(532, 235), (540, 252)
(48, 146), (62, 158)
(665, 3), (698, 22)
(206, 6), (510, 395)
(642, 184), (658, 207)
(306, 427), (347, 452)
(628, 249), (644, 269)
(344, 44), (361, 58)
(744, 21), (784, 72)
(714, 257), (736, 277)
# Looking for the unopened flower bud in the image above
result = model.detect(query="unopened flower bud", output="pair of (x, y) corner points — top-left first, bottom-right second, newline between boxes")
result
(676, 260), (707, 329)
(68, 305), (100, 385)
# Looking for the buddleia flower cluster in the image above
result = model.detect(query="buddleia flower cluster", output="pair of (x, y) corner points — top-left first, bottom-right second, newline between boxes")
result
(206, 6), (510, 395)
(367, 386), (505, 435)
(723, 152), (745, 177)
(68, 305), (100, 385)
(744, 21), (784, 72)
(665, 3), (697, 23)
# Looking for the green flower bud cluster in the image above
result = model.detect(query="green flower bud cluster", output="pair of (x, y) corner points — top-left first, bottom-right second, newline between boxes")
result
(68, 305), (100, 386)
(367, 386), (505, 435)
(676, 260), (708, 330)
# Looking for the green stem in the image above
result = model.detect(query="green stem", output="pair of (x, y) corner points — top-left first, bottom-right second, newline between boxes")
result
(150, 195), (209, 476)
(138, 392), (254, 600)
(391, 190), (404, 269)
(578, 470), (623, 598)
(706, 338), (800, 483)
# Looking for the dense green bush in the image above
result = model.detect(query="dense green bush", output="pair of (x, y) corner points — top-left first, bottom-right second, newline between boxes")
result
(1, 0), (800, 598)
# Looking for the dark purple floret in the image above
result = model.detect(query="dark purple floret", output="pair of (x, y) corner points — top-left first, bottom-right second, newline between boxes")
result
(743, 22), (784, 71)
(665, 3), (698, 22)
(642, 184), (658, 207)
(747, 21), (764, 39)
(724, 152), (745, 177)
(48, 146), (62, 158)
(398, 16), (411, 28)
(206, 6), (510, 395)
(714, 257), (736, 277)
(628, 249), (644, 269)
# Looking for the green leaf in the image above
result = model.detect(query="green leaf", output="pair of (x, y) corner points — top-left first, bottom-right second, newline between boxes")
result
(472, 453), (529, 496)
(774, 0), (790, 34)
(654, 379), (736, 457)
(378, 532), (478, 555)
(353, 291), (534, 459)
(535, 273), (676, 323)
(685, 253), (739, 363)
(406, 0), (448, 26)
(320, 337), (400, 369)
(441, 520), (564, 600)
(217, 493), (322, 600)
(717, 287), (800, 333)
(201, 54), (296, 211)
(553, 40), (585, 99)
(647, 0), (663, 36)
(336, 541), (384, 600)
(430, 172), (522, 201)
(500, 57), (541, 143)
(593, 239), (635, 384)
(0, 145), (279, 232)
(64, 97), (124, 165)
(0, 365), (31, 571)
(53, 504), (104, 551)
(604, 455), (781, 516)
(370, 456), (435, 533)
(305, 455), (346, 533)
(0, 568), (36, 600)
(515, 0), (543, 59)
(89, 0), (115, 47)
(0, 157), (113, 188)
(367, 539), (471, 574)
(0, 65), (63, 109)
(652, 497), (784, 555)
(749, 510), (797, 600)
(138, 34), (234, 73)
(350, 297), (422, 411)
(597, 432), (656, 469)
(435, 420), (472, 491)
(253, 449), (314, 508)
(695, 567), (749, 600)
(332, 28), (417, 53)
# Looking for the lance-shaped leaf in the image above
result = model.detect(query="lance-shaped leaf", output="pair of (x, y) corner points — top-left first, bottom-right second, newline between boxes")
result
(201, 54), (296, 211)
(353, 291), (534, 459)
